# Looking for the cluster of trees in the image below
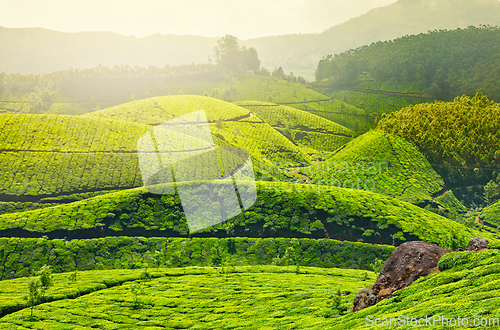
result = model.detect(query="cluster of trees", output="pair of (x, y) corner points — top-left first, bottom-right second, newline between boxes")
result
(315, 26), (500, 101)
(377, 91), (500, 188)
(271, 67), (306, 84)
(212, 35), (261, 73)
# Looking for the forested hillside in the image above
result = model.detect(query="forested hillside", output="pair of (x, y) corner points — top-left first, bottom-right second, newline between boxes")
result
(315, 26), (500, 101)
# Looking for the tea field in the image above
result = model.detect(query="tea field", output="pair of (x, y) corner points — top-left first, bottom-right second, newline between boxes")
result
(0, 266), (376, 329)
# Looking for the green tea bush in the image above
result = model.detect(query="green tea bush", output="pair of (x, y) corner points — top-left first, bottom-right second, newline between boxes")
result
(0, 237), (394, 280)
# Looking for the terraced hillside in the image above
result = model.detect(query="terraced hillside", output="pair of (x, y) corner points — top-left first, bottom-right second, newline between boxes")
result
(84, 94), (312, 170)
(300, 130), (445, 205)
(0, 181), (492, 249)
(0, 114), (149, 199)
(0, 266), (374, 329)
(0, 97), (317, 207)
(314, 88), (433, 119)
(236, 101), (354, 153)
(83, 94), (254, 125)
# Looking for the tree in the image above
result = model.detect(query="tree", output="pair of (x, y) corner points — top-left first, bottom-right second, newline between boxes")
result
(24, 278), (41, 318)
(213, 35), (242, 73)
(27, 93), (44, 113)
(484, 174), (500, 206)
(130, 283), (145, 309)
(23, 265), (54, 318)
(272, 67), (286, 79)
(212, 35), (261, 73)
(243, 46), (261, 71)
(38, 265), (53, 298)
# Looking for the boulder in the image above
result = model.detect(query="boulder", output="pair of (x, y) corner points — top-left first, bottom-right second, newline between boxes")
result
(466, 237), (489, 251)
(351, 241), (450, 312)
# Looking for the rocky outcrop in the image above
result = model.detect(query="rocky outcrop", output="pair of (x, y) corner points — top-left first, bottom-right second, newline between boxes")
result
(351, 241), (450, 312)
(466, 237), (489, 251)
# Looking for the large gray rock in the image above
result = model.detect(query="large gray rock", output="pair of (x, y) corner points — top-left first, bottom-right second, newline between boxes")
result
(351, 241), (450, 312)
(466, 237), (489, 251)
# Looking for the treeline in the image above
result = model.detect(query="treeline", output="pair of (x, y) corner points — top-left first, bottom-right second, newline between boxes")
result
(0, 63), (218, 95)
(315, 25), (500, 101)
(0, 237), (394, 280)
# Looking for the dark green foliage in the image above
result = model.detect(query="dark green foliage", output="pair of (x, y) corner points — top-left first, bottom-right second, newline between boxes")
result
(316, 26), (500, 101)
(378, 92), (500, 187)
(0, 237), (394, 280)
(1, 180), (492, 249)
(484, 174), (500, 206)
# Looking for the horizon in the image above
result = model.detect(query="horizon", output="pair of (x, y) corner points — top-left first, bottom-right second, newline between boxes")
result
(0, 0), (398, 40)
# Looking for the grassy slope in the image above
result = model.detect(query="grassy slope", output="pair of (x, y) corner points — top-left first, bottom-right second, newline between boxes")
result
(0, 266), (374, 329)
(235, 100), (354, 154)
(301, 131), (445, 205)
(0, 181), (492, 248)
(325, 249), (500, 329)
(322, 89), (433, 118)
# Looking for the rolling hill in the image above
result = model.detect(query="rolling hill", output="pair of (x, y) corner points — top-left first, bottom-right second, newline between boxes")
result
(235, 101), (354, 153)
(300, 130), (445, 205)
(0, 98), (315, 203)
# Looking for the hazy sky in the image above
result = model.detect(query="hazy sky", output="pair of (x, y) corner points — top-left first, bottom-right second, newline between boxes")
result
(0, 0), (398, 40)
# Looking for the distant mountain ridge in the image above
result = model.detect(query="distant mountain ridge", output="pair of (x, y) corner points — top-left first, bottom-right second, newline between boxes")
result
(2, 0), (500, 76)
(244, 0), (500, 75)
